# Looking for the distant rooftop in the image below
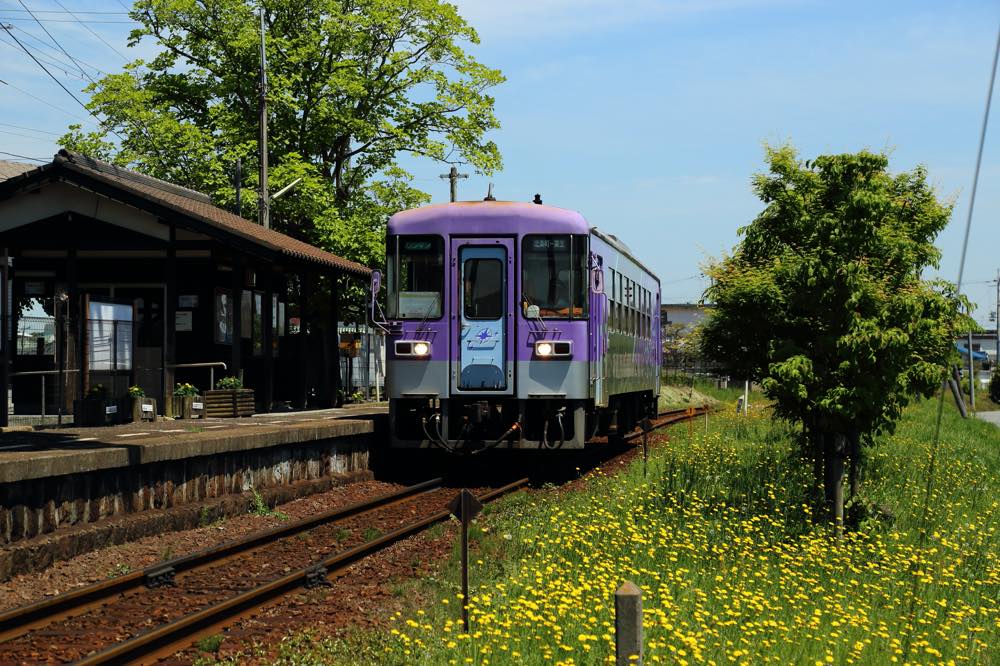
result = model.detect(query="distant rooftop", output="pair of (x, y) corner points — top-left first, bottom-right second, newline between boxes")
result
(0, 160), (35, 182)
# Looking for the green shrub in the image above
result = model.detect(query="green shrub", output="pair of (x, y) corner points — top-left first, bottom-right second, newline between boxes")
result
(86, 383), (107, 399)
(174, 382), (199, 397)
(126, 385), (145, 398)
(215, 376), (243, 390)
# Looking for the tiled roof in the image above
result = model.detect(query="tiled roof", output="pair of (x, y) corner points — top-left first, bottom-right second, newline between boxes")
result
(6, 150), (369, 275)
(0, 160), (36, 182)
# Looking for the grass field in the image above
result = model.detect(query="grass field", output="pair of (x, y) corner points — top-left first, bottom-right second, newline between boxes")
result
(260, 390), (999, 665)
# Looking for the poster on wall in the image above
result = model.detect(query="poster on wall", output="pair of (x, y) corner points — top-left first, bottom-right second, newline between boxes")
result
(214, 288), (232, 344)
(175, 310), (193, 332)
(87, 300), (133, 370)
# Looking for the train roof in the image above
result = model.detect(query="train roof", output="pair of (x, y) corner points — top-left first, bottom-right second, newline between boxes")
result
(388, 200), (589, 235)
(388, 201), (659, 285)
(590, 226), (660, 284)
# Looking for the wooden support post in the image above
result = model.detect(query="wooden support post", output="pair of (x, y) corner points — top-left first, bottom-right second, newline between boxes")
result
(164, 226), (177, 416)
(67, 247), (83, 405)
(330, 272), (341, 407)
(0, 248), (9, 427)
(231, 259), (243, 388)
(262, 269), (274, 412)
(615, 581), (643, 665)
(297, 272), (311, 409)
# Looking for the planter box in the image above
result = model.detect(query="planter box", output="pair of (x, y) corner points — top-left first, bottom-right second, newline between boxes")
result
(131, 397), (157, 423)
(203, 389), (255, 418)
(171, 395), (205, 419)
(73, 399), (122, 427)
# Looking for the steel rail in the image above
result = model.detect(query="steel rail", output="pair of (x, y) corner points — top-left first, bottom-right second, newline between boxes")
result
(0, 477), (444, 644)
(75, 478), (530, 666)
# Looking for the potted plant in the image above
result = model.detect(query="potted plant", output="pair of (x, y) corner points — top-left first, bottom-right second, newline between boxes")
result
(127, 385), (157, 423)
(204, 376), (254, 418)
(73, 383), (121, 427)
(172, 382), (205, 419)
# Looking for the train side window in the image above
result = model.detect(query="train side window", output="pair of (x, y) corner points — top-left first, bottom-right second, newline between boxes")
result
(387, 235), (444, 319)
(609, 268), (617, 330)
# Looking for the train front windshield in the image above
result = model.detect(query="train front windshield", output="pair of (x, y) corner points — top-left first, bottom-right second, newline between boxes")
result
(387, 236), (444, 319)
(521, 234), (589, 318)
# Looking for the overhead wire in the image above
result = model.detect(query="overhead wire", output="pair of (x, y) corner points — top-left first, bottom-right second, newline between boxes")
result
(50, 0), (127, 61)
(0, 32), (89, 79)
(0, 23), (123, 140)
(901, 22), (1000, 663)
(0, 78), (94, 124)
(0, 150), (48, 161)
(0, 121), (61, 135)
(0, 17), (136, 24)
(0, 22), (109, 77)
(17, 0), (88, 80)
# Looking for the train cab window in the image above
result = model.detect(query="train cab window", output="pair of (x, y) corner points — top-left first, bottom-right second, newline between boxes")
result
(387, 235), (444, 319)
(522, 235), (589, 319)
(463, 258), (503, 319)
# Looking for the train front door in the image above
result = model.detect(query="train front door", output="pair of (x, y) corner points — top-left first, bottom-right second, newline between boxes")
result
(451, 239), (513, 394)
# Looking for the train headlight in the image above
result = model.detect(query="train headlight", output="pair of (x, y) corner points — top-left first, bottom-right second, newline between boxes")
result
(394, 340), (432, 357)
(534, 341), (572, 357)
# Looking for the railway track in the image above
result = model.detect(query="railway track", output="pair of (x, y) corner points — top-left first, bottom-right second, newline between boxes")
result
(0, 405), (706, 664)
(624, 405), (711, 443)
(0, 478), (527, 665)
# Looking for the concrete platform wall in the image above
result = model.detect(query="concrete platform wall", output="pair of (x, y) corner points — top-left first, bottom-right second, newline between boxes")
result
(0, 436), (371, 545)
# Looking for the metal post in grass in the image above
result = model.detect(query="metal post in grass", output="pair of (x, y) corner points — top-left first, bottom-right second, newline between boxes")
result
(448, 489), (482, 633)
(615, 581), (643, 665)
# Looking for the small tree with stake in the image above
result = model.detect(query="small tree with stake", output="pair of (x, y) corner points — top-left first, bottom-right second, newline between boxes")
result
(701, 145), (968, 534)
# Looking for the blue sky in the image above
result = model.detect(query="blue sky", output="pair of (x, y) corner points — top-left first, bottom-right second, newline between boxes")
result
(1, 1), (999, 324)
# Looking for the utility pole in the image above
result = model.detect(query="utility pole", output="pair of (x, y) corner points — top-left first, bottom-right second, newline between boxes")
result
(439, 165), (468, 202)
(257, 6), (269, 229)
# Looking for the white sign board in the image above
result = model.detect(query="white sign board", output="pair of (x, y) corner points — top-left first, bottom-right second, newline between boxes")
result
(175, 311), (193, 332)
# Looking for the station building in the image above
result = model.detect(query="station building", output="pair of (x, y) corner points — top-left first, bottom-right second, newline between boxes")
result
(0, 150), (370, 424)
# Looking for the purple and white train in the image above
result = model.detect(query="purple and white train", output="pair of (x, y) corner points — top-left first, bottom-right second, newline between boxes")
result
(371, 199), (661, 451)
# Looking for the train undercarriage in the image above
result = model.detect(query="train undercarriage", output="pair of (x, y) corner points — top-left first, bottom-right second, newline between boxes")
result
(390, 391), (658, 452)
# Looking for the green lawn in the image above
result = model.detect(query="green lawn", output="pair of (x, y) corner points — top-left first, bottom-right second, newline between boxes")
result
(222, 392), (999, 665)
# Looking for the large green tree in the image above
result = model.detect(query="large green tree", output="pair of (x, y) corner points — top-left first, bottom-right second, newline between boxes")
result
(700, 146), (966, 531)
(61, 0), (504, 272)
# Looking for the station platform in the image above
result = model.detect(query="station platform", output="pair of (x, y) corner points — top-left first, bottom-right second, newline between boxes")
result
(0, 405), (387, 484)
(0, 405), (388, 574)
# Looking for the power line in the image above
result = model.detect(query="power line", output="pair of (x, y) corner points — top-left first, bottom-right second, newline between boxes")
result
(17, 0), (88, 81)
(0, 25), (107, 77)
(902, 22), (1000, 663)
(0, 17), (136, 24)
(0, 32), (90, 79)
(0, 77), (94, 124)
(51, 0), (127, 61)
(6, 17), (109, 75)
(0, 150), (47, 162)
(0, 127), (59, 141)
(0, 24), (122, 140)
(0, 9), (129, 13)
(0, 121), (61, 136)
